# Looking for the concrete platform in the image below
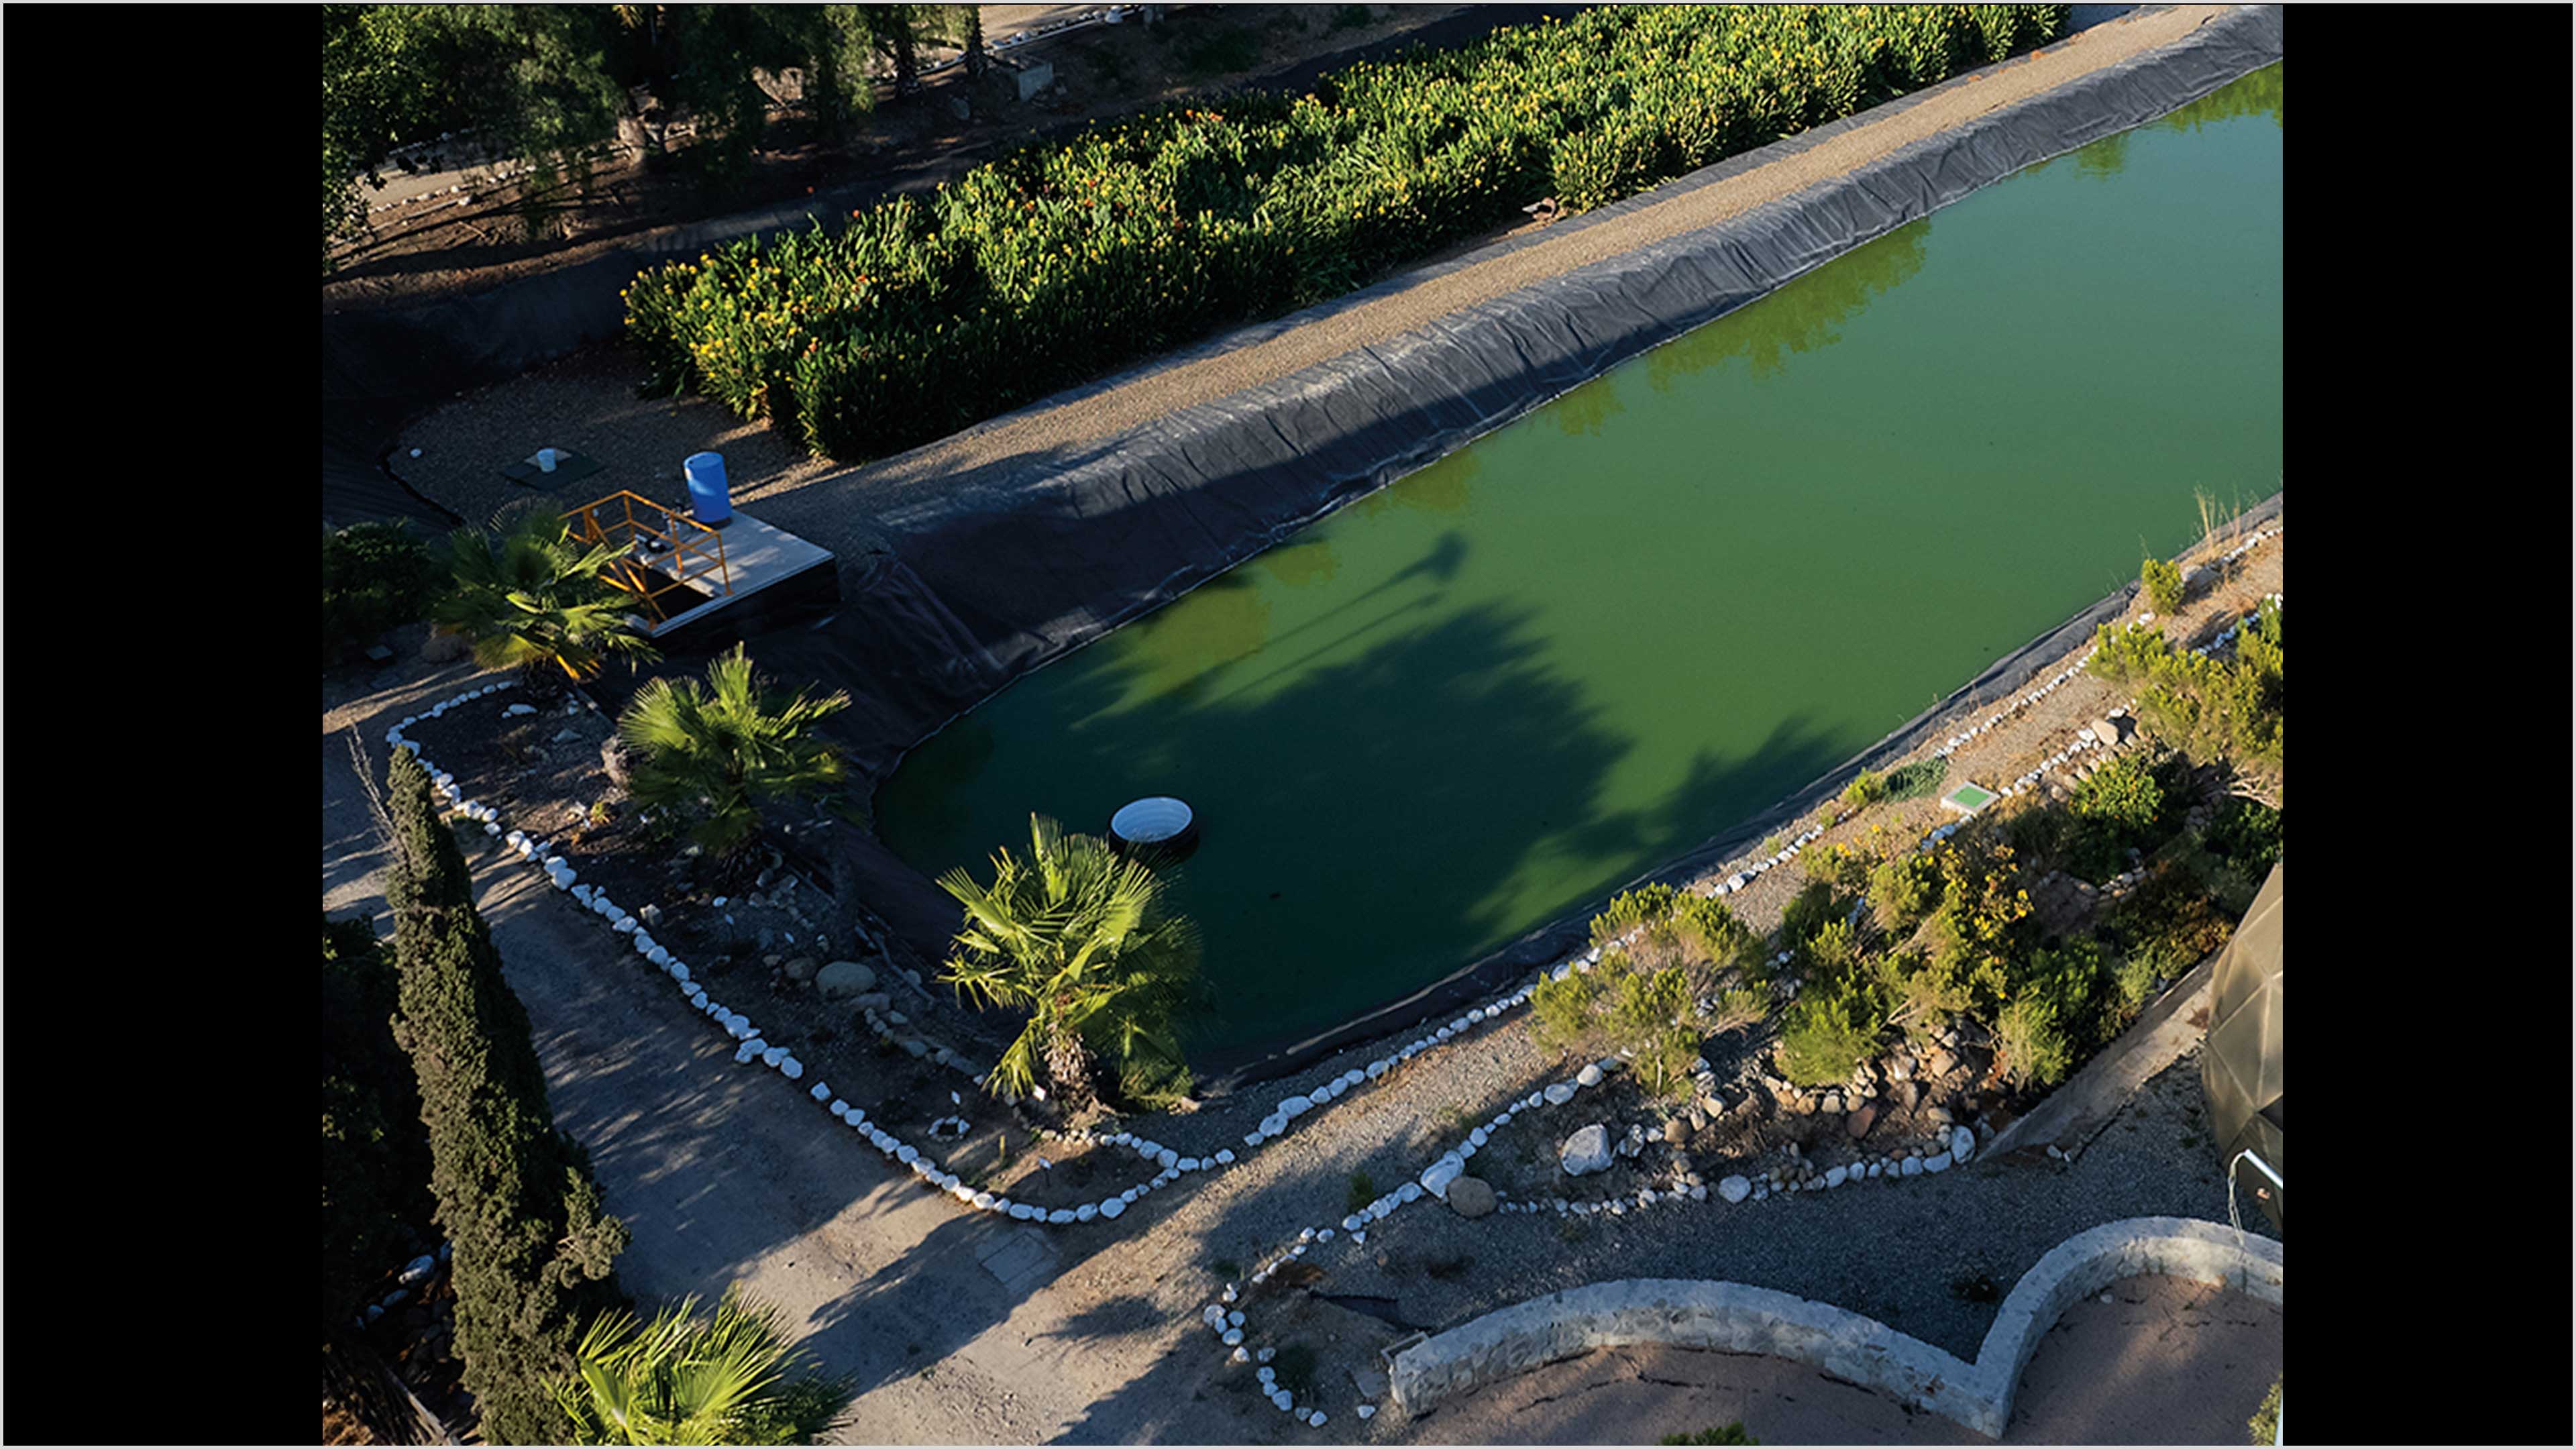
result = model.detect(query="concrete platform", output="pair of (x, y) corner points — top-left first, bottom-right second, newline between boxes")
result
(629, 510), (841, 651)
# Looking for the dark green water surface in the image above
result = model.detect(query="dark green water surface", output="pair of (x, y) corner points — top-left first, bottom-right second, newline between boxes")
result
(877, 67), (2283, 1056)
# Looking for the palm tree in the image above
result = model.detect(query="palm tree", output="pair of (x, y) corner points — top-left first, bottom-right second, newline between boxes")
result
(937, 814), (1202, 1110)
(616, 644), (852, 859)
(433, 515), (659, 690)
(551, 1288), (852, 1445)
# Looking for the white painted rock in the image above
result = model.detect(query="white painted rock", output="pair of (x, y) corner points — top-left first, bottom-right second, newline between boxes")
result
(1575, 1063), (1604, 1087)
(1075, 1203), (1097, 1222)
(1100, 1197), (1126, 1220)
(1924, 1152), (1950, 1174)
(1951, 1126), (1975, 1163)
(1280, 1094), (1314, 1118)
(1717, 1175), (1752, 1203)
(1901, 1155), (1923, 1177)
(1559, 1125), (1613, 1177)
(1356, 1405), (1377, 1420)
(1215, 1149), (1236, 1165)
(1544, 1083), (1576, 1106)
(1397, 1181), (1424, 1204)
(1824, 1165), (1848, 1188)
(1419, 1154), (1466, 1199)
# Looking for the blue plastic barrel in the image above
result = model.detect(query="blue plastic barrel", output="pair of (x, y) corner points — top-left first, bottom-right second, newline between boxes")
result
(683, 451), (731, 525)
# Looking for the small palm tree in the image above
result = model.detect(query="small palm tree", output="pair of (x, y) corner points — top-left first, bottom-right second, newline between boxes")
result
(551, 1288), (853, 1446)
(433, 515), (659, 688)
(938, 814), (1202, 1110)
(616, 644), (852, 859)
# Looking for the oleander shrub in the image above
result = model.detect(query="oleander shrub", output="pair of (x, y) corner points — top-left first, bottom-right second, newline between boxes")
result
(2141, 555), (2186, 614)
(627, 4), (2072, 462)
(2202, 797), (2283, 876)
(324, 521), (447, 665)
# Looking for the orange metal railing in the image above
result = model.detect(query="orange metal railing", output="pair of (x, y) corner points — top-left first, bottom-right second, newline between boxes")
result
(563, 490), (733, 623)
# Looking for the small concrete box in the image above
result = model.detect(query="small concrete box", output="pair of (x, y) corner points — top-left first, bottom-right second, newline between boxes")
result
(1940, 784), (1997, 815)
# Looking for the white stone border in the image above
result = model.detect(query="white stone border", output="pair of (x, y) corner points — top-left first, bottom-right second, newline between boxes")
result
(1382, 1215), (2282, 1436)
(384, 688), (1621, 1238)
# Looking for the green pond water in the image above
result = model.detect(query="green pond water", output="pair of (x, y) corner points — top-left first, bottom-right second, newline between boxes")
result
(877, 66), (2284, 1057)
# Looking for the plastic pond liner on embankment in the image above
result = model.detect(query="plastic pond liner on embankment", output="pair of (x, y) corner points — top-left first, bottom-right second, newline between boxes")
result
(615, 11), (2285, 1086)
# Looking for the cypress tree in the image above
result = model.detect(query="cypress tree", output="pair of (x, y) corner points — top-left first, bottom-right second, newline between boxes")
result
(384, 747), (629, 1444)
(322, 914), (437, 1328)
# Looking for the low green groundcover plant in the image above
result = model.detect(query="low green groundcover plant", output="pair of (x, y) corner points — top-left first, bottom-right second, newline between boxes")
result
(625, 4), (2070, 462)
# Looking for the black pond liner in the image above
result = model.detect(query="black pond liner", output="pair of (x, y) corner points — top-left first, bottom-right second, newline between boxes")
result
(571, 7), (2288, 1095)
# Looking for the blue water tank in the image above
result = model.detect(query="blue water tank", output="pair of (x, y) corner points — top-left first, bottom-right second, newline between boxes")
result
(683, 451), (731, 525)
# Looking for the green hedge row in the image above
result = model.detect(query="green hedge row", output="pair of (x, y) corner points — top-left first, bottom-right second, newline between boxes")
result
(625, 4), (2071, 462)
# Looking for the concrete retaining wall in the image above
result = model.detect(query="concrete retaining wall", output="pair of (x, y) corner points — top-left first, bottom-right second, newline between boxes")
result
(1386, 1215), (2284, 1436)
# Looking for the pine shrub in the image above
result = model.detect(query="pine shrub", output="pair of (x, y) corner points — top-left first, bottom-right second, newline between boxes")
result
(386, 748), (629, 1444)
(1590, 883), (1680, 947)
(1776, 978), (1884, 1088)
(1840, 769), (1886, 809)
(2141, 555), (2186, 614)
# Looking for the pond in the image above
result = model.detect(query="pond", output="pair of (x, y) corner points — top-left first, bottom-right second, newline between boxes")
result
(876, 66), (2284, 1059)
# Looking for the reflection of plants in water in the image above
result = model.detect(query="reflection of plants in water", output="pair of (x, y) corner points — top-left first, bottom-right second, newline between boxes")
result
(2034, 64), (2283, 184)
(2157, 62), (2281, 133)
(1361, 448), (1479, 519)
(1264, 538), (1340, 588)
(1551, 374), (1629, 437)
(1646, 217), (1929, 390)
(1115, 572), (1271, 697)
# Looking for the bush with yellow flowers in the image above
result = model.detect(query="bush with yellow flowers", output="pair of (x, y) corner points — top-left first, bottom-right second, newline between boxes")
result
(625, 4), (2070, 462)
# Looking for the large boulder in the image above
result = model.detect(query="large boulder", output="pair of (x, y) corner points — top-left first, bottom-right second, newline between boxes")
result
(815, 960), (879, 1000)
(421, 629), (472, 664)
(1445, 1176), (1497, 1219)
(1559, 1124), (1613, 1177)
